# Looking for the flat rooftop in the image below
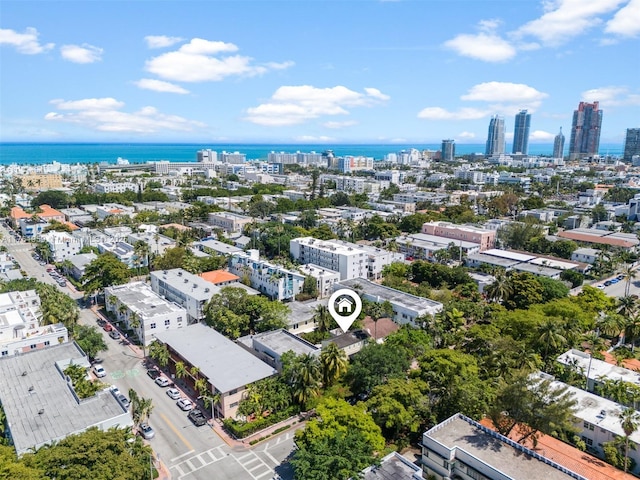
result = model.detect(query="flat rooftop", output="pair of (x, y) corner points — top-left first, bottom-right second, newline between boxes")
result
(467, 252), (520, 268)
(425, 414), (583, 480)
(195, 239), (242, 255)
(362, 452), (422, 479)
(483, 248), (536, 262)
(0, 342), (130, 455)
(244, 329), (320, 357)
(106, 282), (185, 318)
(339, 278), (443, 311)
(153, 323), (276, 394)
(398, 233), (479, 250)
(151, 268), (220, 301)
(558, 349), (640, 385)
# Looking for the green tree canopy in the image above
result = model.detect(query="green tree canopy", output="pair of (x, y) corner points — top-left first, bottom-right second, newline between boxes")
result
(81, 253), (131, 297)
(74, 325), (108, 360)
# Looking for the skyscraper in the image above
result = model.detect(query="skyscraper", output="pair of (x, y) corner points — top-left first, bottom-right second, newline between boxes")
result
(553, 127), (565, 159)
(569, 101), (603, 160)
(485, 115), (505, 156)
(441, 139), (455, 161)
(512, 110), (531, 154)
(623, 128), (640, 162)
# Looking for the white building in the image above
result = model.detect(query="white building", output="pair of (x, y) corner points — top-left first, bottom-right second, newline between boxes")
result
(297, 264), (341, 298)
(290, 237), (404, 281)
(127, 231), (176, 256)
(41, 231), (83, 262)
(336, 279), (443, 325)
(97, 241), (139, 269)
(150, 268), (220, 323)
(0, 290), (68, 357)
(93, 182), (138, 194)
(228, 250), (305, 301)
(395, 233), (481, 261)
(95, 203), (136, 220)
(105, 282), (187, 347)
(571, 247), (601, 265)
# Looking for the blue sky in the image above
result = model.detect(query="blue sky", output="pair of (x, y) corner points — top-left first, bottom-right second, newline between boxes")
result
(1, 0), (638, 145)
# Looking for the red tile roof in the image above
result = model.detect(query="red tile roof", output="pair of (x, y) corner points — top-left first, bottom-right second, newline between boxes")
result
(200, 270), (239, 285)
(558, 231), (637, 248)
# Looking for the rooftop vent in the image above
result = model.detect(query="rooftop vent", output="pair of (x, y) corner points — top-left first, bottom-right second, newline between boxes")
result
(28, 386), (34, 392)
(178, 271), (182, 276)
(205, 288), (210, 293)
(38, 409), (44, 415)
(184, 279), (188, 283)
(21, 371), (27, 376)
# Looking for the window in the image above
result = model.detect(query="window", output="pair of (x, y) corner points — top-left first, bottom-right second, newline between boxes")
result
(150, 323), (157, 329)
(177, 316), (182, 322)
(44, 341), (50, 346)
(30, 344), (37, 349)
(229, 389), (238, 395)
(230, 401), (239, 408)
(164, 319), (170, 326)
(586, 438), (593, 446)
(1, 351), (7, 356)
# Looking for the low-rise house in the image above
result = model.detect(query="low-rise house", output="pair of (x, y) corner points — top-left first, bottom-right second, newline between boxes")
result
(395, 233), (480, 261)
(571, 247), (601, 265)
(285, 299), (329, 335)
(41, 231), (83, 262)
(0, 290), (68, 357)
(150, 268), (220, 323)
(322, 330), (370, 357)
(237, 329), (320, 371)
(153, 323), (276, 419)
(229, 250), (305, 301)
(105, 282), (187, 346)
(194, 239), (242, 257)
(207, 212), (252, 233)
(66, 252), (97, 281)
(0, 341), (131, 455)
(335, 279), (443, 326)
(558, 228), (639, 250)
(422, 413), (587, 480)
(95, 203), (135, 220)
(127, 231), (176, 255)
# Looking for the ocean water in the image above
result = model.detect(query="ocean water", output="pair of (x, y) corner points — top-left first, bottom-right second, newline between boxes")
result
(0, 142), (624, 165)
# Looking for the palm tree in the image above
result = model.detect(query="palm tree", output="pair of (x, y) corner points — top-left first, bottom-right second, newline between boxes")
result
(313, 304), (332, 333)
(189, 366), (200, 380)
(624, 314), (640, 350)
(537, 320), (567, 362)
(622, 264), (638, 297)
(319, 342), (347, 386)
(148, 341), (169, 367)
(618, 296), (638, 318)
(619, 407), (640, 472)
(175, 361), (188, 380)
(129, 388), (154, 428)
(598, 313), (625, 339)
(484, 269), (511, 304)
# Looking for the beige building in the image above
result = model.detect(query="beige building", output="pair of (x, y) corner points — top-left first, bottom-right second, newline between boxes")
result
(17, 173), (63, 191)
(207, 212), (252, 233)
(421, 221), (496, 251)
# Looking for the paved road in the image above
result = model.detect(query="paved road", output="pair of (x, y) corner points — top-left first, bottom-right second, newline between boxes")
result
(0, 224), (298, 480)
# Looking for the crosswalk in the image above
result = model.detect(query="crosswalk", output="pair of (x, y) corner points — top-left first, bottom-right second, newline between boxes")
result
(231, 451), (276, 480)
(171, 445), (228, 479)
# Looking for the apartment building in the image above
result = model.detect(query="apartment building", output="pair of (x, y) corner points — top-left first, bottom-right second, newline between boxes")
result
(17, 173), (63, 191)
(150, 268), (220, 323)
(395, 233), (480, 261)
(95, 203), (135, 220)
(422, 413), (587, 480)
(297, 264), (340, 298)
(336, 278), (443, 325)
(228, 250), (305, 301)
(97, 241), (139, 269)
(93, 182), (138, 194)
(41, 231), (83, 262)
(153, 323), (275, 420)
(105, 282), (187, 347)
(127, 231), (176, 255)
(0, 290), (68, 357)
(421, 221), (496, 251)
(207, 212), (252, 233)
(290, 237), (403, 281)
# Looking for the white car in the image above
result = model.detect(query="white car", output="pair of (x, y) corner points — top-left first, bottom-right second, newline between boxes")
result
(155, 376), (171, 387)
(166, 388), (181, 400)
(177, 398), (193, 411)
(93, 364), (106, 378)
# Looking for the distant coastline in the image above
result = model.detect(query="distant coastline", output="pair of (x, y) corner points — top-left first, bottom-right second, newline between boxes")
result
(0, 142), (625, 165)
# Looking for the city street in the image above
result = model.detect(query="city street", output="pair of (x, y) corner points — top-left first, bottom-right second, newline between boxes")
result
(0, 224), (298, 480)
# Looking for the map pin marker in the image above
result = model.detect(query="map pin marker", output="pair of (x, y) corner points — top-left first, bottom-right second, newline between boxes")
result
(328, 289), (363, 334)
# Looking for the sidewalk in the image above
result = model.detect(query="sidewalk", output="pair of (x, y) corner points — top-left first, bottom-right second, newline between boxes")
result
(90, 305), (144, 359)
(209, 414), (305, 451)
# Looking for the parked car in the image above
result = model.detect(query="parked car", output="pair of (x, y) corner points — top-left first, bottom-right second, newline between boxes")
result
(177, 398), (194, 411)
(139, 423), (155, 440)
(597, 284), (605, 289)
(109, 330), (120, 340)
(166, 388), (181, 400)
(188, 409), (207, 427)
(604, 281), (613, 286)
(155, 377), (171, 387)
(147, 369), (161, 380)
(57, 280), (67, 287)
(617, 275), (625, 281)
(111, 387), (130, 409)
(93, 364), (106, 378)
(103, 323), (113, 332)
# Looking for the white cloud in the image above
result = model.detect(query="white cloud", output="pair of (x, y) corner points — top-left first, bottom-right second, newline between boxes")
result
(581, 86), (640, 106)
(245, 85), (389, 126)
(457, 131), (476, 139)
(515, 0), (627, 46)
(134, 78), (190, 94)
(144, 37), (292, 82)
(294, 135), (335, 142)
(45, 97), (205, 133)
(0, 27), (54, 54)
(60, 44), (103, 64)
(144, 35), (184, 48)
(461, 81), (548, 105)
(323, 120), (358, 129)
(417, 107), (488, 120)
(605, 0), (640, 37)
(529, 130), (556, 141)
(444, 32), (516, 62)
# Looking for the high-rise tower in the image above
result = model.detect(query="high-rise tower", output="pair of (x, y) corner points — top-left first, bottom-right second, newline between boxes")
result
(553, 127), (565, 159)
(512, 110), (531, 154)
(569, 101), (602, 160)
(623, 128), (640, 162)
(485, 115), (505, 156)
(441, 139), (455, 162)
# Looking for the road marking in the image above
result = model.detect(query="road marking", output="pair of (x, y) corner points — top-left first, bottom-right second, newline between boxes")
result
(126, 368), (140, 377)
(110, 370), (125, 379)
(232, 451), (274, 480)
(171, 446), (227, 479)
(159, 412), (194, 451)
(262, 450), (280, 467)
(170, 450), (195, 462)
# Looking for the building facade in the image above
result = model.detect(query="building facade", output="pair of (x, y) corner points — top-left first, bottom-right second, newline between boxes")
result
(105, 282), (187, 346)
(569, 101), (603, 160)
(512, 110), (531, 154)
(421, 221), (496, 251)
(624, 128), (640, 162)
(441, 139), (455, 161)
(485, 115), (505, 156)
(42, 231), (83, 262)
(553, 127), (566, 158)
